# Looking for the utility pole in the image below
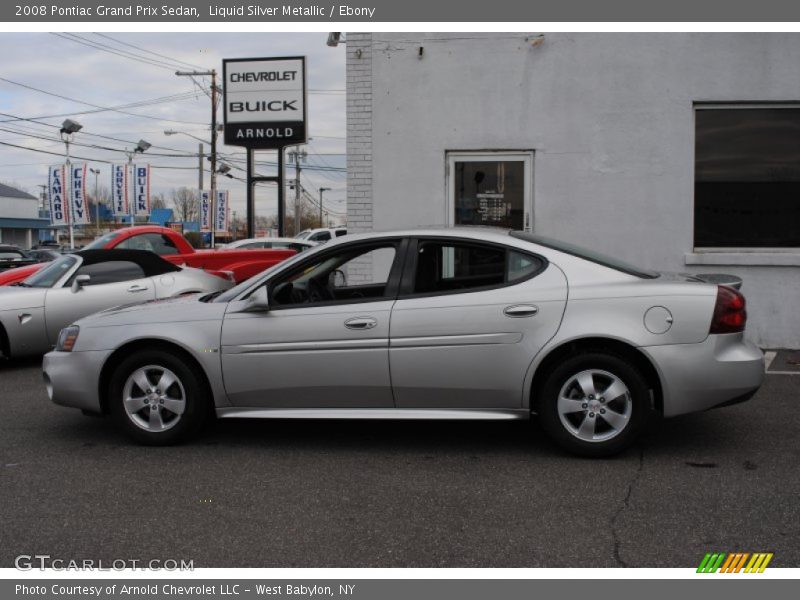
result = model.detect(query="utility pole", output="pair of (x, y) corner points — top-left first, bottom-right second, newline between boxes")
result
(318, 187), (331, 228)
(198, 143), (204, 191)
(288, 147), (306, 235)
(176, 69), (218, 247)
(90, 167), (100, 236)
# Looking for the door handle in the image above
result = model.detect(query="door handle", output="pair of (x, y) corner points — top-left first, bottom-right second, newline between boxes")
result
(344, 317), (377, 330)
(503, 304), (539, 318)
(127, 284), (149, 293)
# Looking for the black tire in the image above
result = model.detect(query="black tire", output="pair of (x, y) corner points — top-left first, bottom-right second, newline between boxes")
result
(537, 352), (650, 457)
(109, 349), (210, 445)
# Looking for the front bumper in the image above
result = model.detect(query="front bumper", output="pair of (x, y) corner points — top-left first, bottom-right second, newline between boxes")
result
(43, 350), (109, 413)
(641, 333), (764, 418)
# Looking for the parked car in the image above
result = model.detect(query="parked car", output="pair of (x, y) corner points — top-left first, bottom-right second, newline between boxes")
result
(221, 237), (317, 253)
(0, 226), (296, 286)
(295, 227), (347, 243)
(43, 228), (764, 456)
(28, 248), (62, 262)
(0, 245), (37, 272)
(0, 249), (233, 358)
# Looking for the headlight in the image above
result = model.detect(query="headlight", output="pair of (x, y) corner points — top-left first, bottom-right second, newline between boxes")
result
(56, 325), (80, 352)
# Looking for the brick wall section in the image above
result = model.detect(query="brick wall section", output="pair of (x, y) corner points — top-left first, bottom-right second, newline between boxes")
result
(346, 33), (374, 282)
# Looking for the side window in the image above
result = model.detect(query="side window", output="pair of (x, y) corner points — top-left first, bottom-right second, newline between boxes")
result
(271, 243), (397, 307)
(508, 250), (544, 282)
(413, 242), (543, 294)
(117, 233), (178, 255)
(153, 235), (180, 255)
(72, 261), (146, 286)
(241, 242), (264, 249)
(312, 231), (331, 242)
(335, 230), (347, 237)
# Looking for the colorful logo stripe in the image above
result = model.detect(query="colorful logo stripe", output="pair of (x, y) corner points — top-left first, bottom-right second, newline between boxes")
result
(697, 552), (773, 573)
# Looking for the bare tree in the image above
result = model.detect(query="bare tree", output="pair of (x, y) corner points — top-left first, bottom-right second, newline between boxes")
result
(151, 192), (167, 211)
(170, 187), (198, 222)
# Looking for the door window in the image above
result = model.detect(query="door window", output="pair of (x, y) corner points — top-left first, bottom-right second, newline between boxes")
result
(412, 241), (544, 295)
(118, 233), (179, 255)
(270, 243), (398, 307)
(447, 152), (533, 230)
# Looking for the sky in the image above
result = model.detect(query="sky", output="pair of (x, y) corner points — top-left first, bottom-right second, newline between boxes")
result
(0, 32), (347, 224)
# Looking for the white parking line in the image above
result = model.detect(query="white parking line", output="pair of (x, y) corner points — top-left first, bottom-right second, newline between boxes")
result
(766, 371), (800, 376)
(764, 351), (776, 370)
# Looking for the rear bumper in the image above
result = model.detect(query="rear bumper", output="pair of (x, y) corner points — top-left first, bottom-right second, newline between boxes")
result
(43, 350), (108, 413)
(641, 333), (764, 417)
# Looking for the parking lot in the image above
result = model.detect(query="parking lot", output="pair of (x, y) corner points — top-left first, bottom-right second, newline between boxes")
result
(1, 357), (798, 568)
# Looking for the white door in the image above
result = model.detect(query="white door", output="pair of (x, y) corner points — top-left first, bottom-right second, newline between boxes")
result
(446, 151), (534, 231)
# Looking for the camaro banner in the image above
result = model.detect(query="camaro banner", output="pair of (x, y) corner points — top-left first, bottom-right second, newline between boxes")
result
(200, 190), (211, 232)
(132, 164), (151, 216)
(111, 164), (128, 216)
(216, 190), (229, 233)
(48, 165), (69, 226)
(69, 162), (90, 225)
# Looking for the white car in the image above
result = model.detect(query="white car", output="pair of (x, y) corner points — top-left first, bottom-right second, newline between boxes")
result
(220, 237), (317, 253)
(295, 228), (347, 243)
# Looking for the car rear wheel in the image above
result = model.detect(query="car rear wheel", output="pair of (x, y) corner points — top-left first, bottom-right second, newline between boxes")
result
(110, 350), (210, 445)
(537, 353), (650, 457)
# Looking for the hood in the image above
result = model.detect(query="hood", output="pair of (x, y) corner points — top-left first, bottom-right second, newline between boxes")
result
(0, 286), (47, 310)
(76, 292), (227, 328)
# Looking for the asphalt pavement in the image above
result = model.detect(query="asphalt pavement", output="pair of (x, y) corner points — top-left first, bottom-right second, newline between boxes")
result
(0, 358), (798, 568)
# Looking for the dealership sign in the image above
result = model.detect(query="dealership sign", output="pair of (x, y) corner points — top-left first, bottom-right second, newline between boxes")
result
(132, 164), (151, 216)
(223, 56), (307, 148)
(215, 190), (230, 232)
(69, 163), (90, 225)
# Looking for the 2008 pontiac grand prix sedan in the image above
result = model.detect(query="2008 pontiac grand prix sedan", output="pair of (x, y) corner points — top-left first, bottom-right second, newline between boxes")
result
(43, 228), (764, 456)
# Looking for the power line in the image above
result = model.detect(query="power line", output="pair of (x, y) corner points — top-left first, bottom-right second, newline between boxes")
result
(52, 33), (185, 72)
(93, 33), (209, 71)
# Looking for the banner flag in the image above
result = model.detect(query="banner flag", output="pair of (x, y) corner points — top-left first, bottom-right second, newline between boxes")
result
(48, 165), (69, 226)
(200, 190), (211, 232)
(69, 163), (90, 225)
(111, 164), (128, 216)
(215, 190), (229, 232)
(132, 164), (151, 216)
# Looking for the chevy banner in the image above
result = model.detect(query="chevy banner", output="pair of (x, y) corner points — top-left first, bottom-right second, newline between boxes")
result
(216, 190), (229, 233)
(199, 190), (211, 232)
(132, 164), (151, 217)
(69, 162), (90, 225)
(111, 164), (128, 216)
(47, 164), (69, 226)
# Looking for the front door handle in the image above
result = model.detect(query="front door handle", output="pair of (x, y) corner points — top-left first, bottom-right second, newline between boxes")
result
(344, 317), (377, 330)
(503, 304), (539, 318)
(127, 284), (149, 293)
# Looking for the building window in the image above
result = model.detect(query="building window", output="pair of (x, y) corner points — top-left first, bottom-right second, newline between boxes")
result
(447, 152), (533, 231)
(695, 106), (800, 248)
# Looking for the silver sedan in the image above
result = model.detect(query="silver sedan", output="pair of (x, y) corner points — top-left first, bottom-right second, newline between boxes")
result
(1, 249), (233, 358)
(43, 229), (764, 456)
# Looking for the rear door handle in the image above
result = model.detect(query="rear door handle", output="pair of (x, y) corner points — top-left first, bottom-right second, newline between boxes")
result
(127, 284), (149, 293)
(344, 317), (377, 330)
(503, 304), (539, 318)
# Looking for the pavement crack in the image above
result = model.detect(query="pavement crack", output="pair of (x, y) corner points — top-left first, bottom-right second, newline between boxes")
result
(610, 445), (644, 567)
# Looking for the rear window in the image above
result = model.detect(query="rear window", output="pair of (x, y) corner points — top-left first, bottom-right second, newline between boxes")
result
(510, 232), (658, 279)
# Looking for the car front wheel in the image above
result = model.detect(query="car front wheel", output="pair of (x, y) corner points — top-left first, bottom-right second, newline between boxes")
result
(109, 350), (210, 445)
(537, 353), (650, 457)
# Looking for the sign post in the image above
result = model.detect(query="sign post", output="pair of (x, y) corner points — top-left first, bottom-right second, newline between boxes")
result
(222, 56), (307, 237)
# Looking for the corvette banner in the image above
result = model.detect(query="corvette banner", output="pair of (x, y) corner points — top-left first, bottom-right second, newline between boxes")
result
(111, 164), (128, 216)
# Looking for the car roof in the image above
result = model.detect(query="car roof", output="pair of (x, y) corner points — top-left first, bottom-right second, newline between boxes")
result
(75, 249), (181, 276)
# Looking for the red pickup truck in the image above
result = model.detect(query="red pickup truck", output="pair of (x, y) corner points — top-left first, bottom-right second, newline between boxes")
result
(0, 226), (296, 285)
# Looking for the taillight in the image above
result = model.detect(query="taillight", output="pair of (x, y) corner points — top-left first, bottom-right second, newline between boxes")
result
(709, 285), (747, 334)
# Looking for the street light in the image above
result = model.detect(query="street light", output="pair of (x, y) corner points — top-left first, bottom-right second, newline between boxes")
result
(126, 140), (151, 227)
(319, 187), (331, 227)
(59, 118), (83, 248)
(89, 167), (100, 236)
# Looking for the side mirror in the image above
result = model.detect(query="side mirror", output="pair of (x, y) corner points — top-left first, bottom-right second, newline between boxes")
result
(329, 269), (346, 288)
(71, 274), (90, 293)
(243, 285), (269, 312)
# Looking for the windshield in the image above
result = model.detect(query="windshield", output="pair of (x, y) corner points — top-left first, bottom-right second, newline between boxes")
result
(295, 230), (312, 240)
(23, 255), (79, 288)
(83, 231), (121, 250)
(510, 232), (659, 279)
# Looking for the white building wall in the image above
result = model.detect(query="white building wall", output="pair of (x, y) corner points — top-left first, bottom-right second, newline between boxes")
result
(347, 32), (800, 348)
(0, 195), (38, 219)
